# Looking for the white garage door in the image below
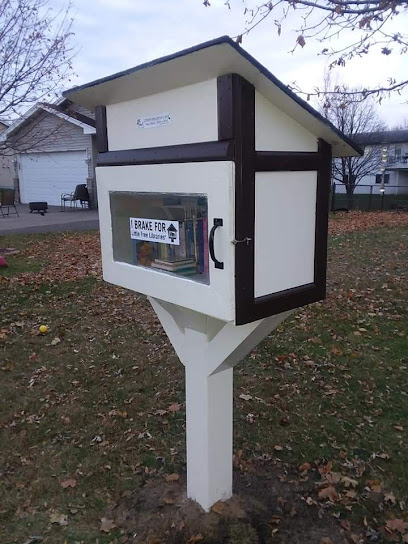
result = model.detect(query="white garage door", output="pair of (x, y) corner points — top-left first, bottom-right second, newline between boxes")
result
(19, 151), (88, 206)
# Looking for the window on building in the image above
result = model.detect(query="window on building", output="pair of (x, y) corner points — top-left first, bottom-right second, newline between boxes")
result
(375, 174), (390, 184)
(395, 146), (402, 159)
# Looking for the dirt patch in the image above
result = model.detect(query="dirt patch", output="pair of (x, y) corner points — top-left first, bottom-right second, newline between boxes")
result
(106, 464), (358, 543)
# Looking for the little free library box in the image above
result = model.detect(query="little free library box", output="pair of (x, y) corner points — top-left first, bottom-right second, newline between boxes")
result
(64, 37), (362, 510)
(65, 36), (361, 326)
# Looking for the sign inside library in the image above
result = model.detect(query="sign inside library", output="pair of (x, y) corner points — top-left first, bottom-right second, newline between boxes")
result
(130, 217), (180, 245)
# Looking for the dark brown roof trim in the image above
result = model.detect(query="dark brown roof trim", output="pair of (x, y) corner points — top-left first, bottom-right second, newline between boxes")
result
(63, 36), (362, 157)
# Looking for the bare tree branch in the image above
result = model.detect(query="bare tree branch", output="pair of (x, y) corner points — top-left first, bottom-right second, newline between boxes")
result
(212, 0), (408, 100)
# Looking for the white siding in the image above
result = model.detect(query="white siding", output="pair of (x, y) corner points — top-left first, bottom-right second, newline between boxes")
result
(255, 91), (318, 152)
(106, 80), (218, 151)
(10, 110), (93, 155)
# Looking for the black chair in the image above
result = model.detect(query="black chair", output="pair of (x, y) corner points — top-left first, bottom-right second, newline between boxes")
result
(61, 184), (91, 211)
(0, 189), (19, 217)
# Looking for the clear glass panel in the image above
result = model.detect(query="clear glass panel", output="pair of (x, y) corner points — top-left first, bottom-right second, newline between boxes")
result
(110, 192), (209, 284)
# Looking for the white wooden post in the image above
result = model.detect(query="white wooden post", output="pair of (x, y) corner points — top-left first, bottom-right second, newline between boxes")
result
(185, 365), (233, 510)
(149, 296), (292, 511)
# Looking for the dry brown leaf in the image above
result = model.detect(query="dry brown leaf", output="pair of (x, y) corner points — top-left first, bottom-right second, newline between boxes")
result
(50, 512), (68, 526)
(341, 476), (358, 488)
(274, 445), (283, 451)
(386, 518), (408, 533)
(168, 403), (181, 412)
(321, 538), (333, 544)
(384, 492), (396, 504)
(239, 393), (252, 401)
(189, 534), (204, 543)
(325, 472), (341, 485)
(318, 486), (338, 502)
(394, 425), (404, 431)
(340, 520), (351, 531)
(211, 501), (226, 515)
(299, 462), (312, 472)
(163, 497), (175, 505)
(165, 473), (180, 483)
(100, 517), (116, 533)
(60, 478), (77, 488)
(50, 337), (61, 346)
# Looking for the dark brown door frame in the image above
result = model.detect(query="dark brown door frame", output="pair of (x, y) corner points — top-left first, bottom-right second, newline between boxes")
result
(217, 74), (332, 325)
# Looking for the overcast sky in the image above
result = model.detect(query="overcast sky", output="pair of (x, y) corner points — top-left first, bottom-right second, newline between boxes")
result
(58, 0), (407, 127)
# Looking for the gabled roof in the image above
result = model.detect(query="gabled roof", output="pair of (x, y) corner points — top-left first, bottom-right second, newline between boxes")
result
(0, 101), (96, 142)
(63, 36), (362, 158)
(352, 130), (408, 146)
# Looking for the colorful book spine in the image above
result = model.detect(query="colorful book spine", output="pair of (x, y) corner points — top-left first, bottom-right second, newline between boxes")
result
(197, 218), (204, 274)
(202, 216), (209, 276)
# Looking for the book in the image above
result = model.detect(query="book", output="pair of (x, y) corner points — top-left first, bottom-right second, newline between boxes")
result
(197, 217), (204, 274)
(202, 216), (209, 276)
(153, 260), (196, 272)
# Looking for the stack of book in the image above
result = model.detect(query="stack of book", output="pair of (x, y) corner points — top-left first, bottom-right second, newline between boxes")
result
(152, 258), (197, 276)
(149, 216), (208, 278)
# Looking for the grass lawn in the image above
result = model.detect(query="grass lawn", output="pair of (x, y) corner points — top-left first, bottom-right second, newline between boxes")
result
(0, 213), (407, 543)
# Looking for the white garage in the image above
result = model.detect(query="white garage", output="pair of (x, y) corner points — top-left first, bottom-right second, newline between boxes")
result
(19, 150), (88, 206)
(0, 100), (96, 207)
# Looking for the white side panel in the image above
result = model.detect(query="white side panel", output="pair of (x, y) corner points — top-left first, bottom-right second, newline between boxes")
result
(254, 171), (317, 297)
(106, 80), (218, 151)
(97, 161), (235, 322)
(19, 151), (87, 205)
(255, 91), (318, 152)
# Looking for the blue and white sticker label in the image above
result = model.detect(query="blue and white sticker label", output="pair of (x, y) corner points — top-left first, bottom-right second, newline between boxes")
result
(136, 113), (171, 129)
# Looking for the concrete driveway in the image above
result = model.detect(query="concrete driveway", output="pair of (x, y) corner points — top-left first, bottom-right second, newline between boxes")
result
(0, 204), (99, 235)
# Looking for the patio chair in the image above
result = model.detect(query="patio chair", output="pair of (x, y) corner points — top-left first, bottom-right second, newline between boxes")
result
(60, 184), (91, 211)
(0, 189), (19, 218)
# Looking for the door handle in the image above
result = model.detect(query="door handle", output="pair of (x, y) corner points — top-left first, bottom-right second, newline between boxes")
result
(209, 218), (224, 270)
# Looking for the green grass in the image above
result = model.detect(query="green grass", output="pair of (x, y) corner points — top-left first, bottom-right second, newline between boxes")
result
(0, 226), (407, 543)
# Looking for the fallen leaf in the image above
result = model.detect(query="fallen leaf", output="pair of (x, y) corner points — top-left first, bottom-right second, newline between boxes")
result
(165, 473), (180, 483)
(100, 517), (116, 533)
(386, 519), (408, 533)
(318, 486), (338, 502)
(50, 512), (68, 526)
(50, 337), (61, 346)
(394, 425), (404, 432)
(299, 462), (312, 472)
(60, 478), (77, 489)
(168, 403), (181, 412)
(306, 497), (315, 506)
(211, 501), (225, 515)
(340, 520), (351, 531)
(239, 394), (252, 401)
(321, 538), (333, 544)
(154, 409), (167, 416)
(163, 497), (175, 505)
(274, 445), (283, 451)
(384, 492), (396, 504)
(108, 409), (127, 418)
(341, 476), (358, 488)
(189, 535), (204, 543)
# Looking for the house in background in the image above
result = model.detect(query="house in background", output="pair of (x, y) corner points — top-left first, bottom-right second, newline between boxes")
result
(0, 121), (15, 191)
(336, 129), (408, 196)
(0, 99), (97, 206)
